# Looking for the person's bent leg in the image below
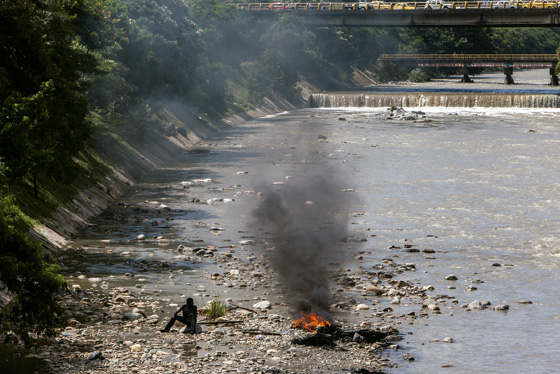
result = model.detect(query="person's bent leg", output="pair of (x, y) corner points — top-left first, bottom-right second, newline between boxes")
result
(161, 316), (177, 332)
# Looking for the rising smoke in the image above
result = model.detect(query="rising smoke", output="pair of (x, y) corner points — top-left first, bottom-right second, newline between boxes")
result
(252, 169), (354, 320)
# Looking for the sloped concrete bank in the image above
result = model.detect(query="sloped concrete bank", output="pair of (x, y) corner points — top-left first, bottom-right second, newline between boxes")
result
(34, 95), (299, 253)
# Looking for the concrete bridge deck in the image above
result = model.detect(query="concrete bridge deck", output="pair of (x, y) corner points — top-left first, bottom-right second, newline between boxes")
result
(379, 54), (560, 84)
(237, 3), (560, 27)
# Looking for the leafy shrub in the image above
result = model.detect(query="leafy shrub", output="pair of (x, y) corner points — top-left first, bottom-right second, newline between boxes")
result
(0, 197), (66, 345)
(408, 68), (431, 83)
(206, 296), (228, 321)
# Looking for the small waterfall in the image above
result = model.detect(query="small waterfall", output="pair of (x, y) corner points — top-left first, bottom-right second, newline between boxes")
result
(309, 93), (560, 108)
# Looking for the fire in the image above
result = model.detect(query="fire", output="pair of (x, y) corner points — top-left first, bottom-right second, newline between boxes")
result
(293, 311), (331, 333)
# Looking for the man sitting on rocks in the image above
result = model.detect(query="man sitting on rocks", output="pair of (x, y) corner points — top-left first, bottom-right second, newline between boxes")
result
(160, 297), (197, 333)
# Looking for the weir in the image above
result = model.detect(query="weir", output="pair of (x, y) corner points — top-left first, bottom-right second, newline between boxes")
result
(309, 92), (560, 108)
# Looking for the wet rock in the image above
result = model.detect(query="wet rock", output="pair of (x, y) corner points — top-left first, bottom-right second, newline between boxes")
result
(123, 309), (145, 321)
(494, 305), (510, 311)
(426, 303), (440, 311)
(355, 304), (370, 311)
(518, 300), (533, 304)
(468, 300), (491, 310)
(444, 274), (458, 281)
(87, 351), (104, 360)
(364, 286), (385, 295)
(340, 276), (357, 287)
(393, 280), (413, 289)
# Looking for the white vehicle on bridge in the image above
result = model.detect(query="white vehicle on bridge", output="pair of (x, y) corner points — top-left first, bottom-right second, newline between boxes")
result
(342, 2), (372, 9)
(425, 0), (453, 8)
(490, 1), (519, 7)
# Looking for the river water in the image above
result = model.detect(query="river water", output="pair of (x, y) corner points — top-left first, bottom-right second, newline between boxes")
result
(7, 69), (560, 373)
(64, 70), (560, 373)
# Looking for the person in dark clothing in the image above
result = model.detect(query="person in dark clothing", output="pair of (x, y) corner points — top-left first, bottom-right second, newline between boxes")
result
(160, 297), (197, 333)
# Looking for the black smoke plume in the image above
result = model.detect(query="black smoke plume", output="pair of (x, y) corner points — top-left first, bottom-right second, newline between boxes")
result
(252, 170), (352, 320)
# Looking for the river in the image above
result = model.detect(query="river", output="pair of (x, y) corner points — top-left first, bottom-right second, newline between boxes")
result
(6, 69), (560, 373)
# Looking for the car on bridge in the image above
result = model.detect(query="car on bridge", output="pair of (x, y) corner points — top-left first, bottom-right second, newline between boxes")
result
(393, 2), (418, 9)
(425, 0), (453, 8)
(370, 1), (393, 9)
(488, 1), (533, 7)
(268, 2), (285, 10)
(527, 0), (559, 7)
(342, 2), (374, 9)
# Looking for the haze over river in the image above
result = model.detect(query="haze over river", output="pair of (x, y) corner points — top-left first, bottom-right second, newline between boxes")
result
(21, 69), (560, 373)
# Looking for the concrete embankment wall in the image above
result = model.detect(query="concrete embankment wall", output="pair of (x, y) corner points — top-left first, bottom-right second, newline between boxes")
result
(34, 96), (299, 253)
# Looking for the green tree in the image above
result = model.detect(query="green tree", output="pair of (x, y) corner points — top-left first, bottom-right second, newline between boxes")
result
(120, 0), (200, 101)
(0, 196), (66, 345)
(0, 0), (98, 194)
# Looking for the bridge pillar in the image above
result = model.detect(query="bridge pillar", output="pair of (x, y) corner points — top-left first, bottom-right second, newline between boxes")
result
(461, 66), (472, 83)
(504, 67), (514, 85)
(549, 67), (559, 86)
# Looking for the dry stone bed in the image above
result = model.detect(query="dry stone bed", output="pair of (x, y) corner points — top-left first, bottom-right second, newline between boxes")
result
(39, 286), (400, 374)
(14, 241), (525, 374)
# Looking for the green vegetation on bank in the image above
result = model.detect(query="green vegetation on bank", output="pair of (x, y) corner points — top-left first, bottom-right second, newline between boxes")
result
(0, 197), (66, 346)
(1, 0), (560, 344)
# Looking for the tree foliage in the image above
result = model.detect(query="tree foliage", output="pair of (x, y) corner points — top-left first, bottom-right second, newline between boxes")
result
(0, 197), (66, 345)
(0, 0), (96, 192)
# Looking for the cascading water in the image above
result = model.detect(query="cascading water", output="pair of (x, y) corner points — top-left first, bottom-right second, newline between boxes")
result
(309, 92), (560, 108)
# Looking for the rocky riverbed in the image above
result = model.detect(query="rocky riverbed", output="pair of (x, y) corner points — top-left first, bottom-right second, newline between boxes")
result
(5, 100), (552, 373)
(38, 246), (443, 374)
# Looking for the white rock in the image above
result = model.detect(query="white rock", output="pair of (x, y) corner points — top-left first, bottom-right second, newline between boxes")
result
(252, 300), (271, 310)
(355, 303), (370, 311)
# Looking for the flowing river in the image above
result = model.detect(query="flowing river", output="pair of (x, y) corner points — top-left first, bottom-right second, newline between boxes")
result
(6, 69), (560, 373)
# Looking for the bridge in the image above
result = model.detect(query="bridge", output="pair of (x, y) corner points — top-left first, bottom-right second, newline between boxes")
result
(379, 54), (559, 84)
(236, 3), (560, 27)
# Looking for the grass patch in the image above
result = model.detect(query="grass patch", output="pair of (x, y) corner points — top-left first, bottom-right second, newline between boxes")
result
(206, 296), (228, 321)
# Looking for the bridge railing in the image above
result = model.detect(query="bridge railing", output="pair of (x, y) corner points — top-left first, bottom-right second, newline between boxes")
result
(235, 2), (560, 11)
(379, 53), (559, 61)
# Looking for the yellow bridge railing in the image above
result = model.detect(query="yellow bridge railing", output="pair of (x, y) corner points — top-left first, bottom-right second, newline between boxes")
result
(235, 2), (560, 11)
(379, 54), (559, 61)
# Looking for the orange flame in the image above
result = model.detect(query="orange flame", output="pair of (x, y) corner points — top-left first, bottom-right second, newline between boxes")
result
(293, 311), (331, 333)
